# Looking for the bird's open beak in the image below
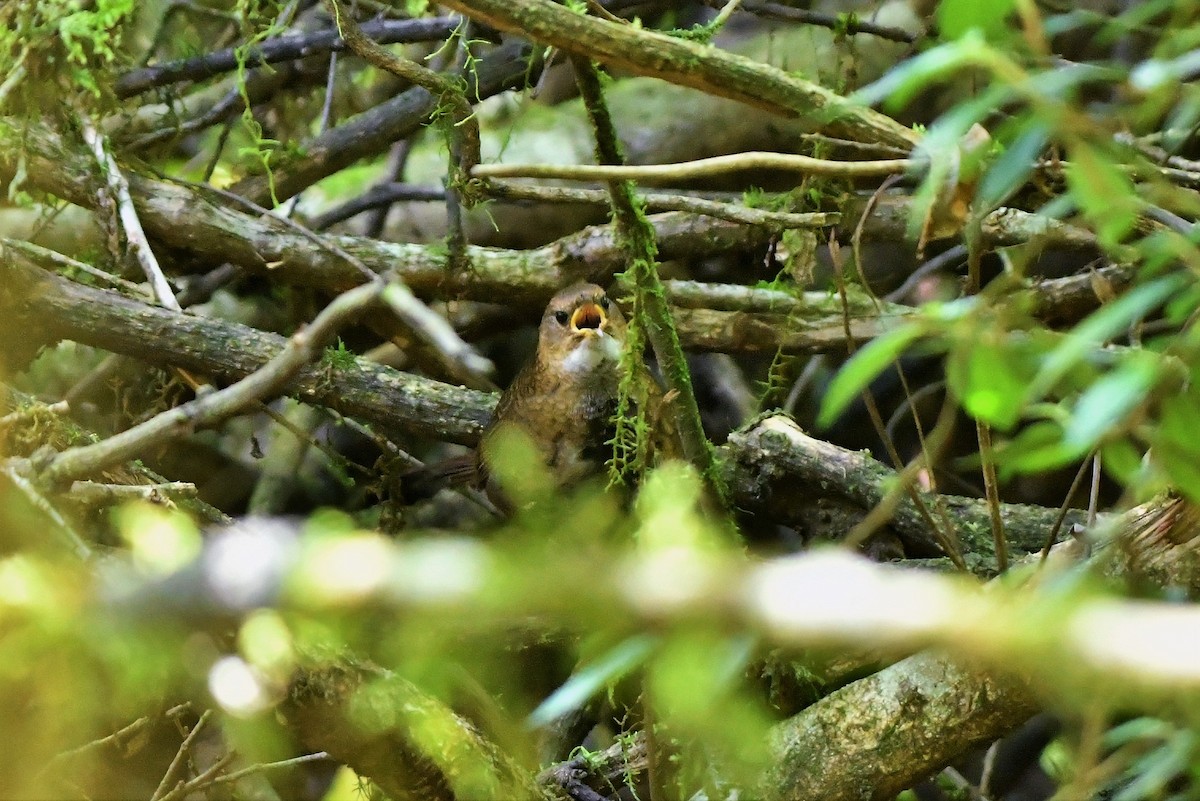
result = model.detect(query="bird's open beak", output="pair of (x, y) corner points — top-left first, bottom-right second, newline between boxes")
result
(570, 302), (606, 334)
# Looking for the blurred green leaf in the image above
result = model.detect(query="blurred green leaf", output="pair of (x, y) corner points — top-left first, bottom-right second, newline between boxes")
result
(937, 0), (1016, 40)
(1029, 273), (1186, 401)
(1065, 351), (1159, 449)
(527, 635), (656, 727)
(1101, 438), (1144, 486)
(1152, 385), (1200, 503)
(977, 121), (1050, 211)
(818, 323), (925, 428)
(1066, 141), (1140, 248)
(948, 336), (1037, 430)
(852, 32), (987, 110)
(998, 420), (1088, 475)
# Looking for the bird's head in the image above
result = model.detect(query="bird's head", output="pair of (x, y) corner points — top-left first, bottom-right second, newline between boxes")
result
(537, 283), (627, 375)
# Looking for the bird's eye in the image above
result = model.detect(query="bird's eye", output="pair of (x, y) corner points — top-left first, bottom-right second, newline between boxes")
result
(554, 310), (570, 325)
(599, 296), (610, 309)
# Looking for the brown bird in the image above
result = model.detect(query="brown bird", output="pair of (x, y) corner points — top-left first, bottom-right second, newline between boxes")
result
(478, 282), (629, 507)
(404, 283), (670, 512)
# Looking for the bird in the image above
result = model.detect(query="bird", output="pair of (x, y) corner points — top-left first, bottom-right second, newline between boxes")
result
(403, 283), (671, 512)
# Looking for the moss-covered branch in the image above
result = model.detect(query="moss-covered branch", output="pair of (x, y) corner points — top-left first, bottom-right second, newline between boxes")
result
(432, 0), (920, 151)
(721, 415), (1090, 562)
(0, 253), (494, 446)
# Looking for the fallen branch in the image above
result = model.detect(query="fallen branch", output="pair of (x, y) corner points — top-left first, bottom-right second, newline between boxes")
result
(434, 0), (920, 150)
(473, 151), (916, 182)
(35, 279), (387, 486)
(114, 16), (460, 98)
(0, 252), (494, 446)
(80, 116), (181, 311)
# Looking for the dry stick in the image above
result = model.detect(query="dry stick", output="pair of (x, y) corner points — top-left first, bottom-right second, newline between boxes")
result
(36, 281), (385, 487)
(572, 56), (716, 479)
(484, 179), (837, 230)
(151, 709), (213, 801)
(725, 0), (920, 43)
(115, 16), (460, 97)
(977, 419), (1009, 573)
(1, 238), (148, 297)
(177, 178), (494, 380)
(157, 752), (238, 801)
(203, 752), (331, 788)
(79, 117), (181, 312)
(473, 151), (916, 183)
(434, 0), (921, 150)
(68, 480), (198, 505)
(1038, 454), (1093, 562)
(324, 0), (480, 175)
(0, 461), (93, 559)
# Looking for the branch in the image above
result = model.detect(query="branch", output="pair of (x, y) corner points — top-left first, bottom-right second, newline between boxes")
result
(99, 498), (1200, 798)
(721, 415), (1091, 561)
(474, 151), (916, 182)
(229, 40), (536, 205)
(0, 252), (494, 446)
(433, 0), (920, 151)
(484, 179), (839, 231)
(36, 280), (387, 486)
(286, 662), (553, 801)
(80, 116), (181, 311)
(323, 0), (480, 176)
(114, 16), (460, 98)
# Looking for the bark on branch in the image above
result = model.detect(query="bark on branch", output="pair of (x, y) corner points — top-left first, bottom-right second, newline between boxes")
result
(0, 252), (494, 446)
(434, 0), (921, 151)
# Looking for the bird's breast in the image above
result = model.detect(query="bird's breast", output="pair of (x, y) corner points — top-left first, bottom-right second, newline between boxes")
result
(559, 333), (623, 376)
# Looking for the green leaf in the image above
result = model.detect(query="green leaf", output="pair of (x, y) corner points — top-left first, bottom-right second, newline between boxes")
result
(818, 323), (925, 428)
(1029, 273), (1186, 401)
(1100, 439), (1144, 485)
(527, 635), (657, 727)
(997, 420), (1088, 476)
(1066, 141), (1141, 248)
(852, 32), (987, 110)
(977, 121), (1050, 211)
(947, 336), (1036, 430)
(1064, 352), (1160, 449)
(1156, 440), (1200, 505)
(1153, 385), (1200, 503)
(937, 0), (1016, 40)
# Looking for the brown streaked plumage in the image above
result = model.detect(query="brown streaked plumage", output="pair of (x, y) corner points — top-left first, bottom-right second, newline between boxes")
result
(402, 283), (677, 512)
(479, 283), (629, 509)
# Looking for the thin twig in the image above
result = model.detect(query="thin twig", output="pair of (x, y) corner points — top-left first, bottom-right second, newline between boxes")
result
(157, 752), (237, 801)
(485, 179), (837, 230)
(151, 709), (213, 801)
(710, 0), (744, 30)
(1, 238), (149, 297)
(474, 151), (916, 183)
(977, 419), (1008, 573)
(1039, 455), (1093, 562)
(204, 752), (331, 787)
(0, 460), (93, 559)
(79, 116), (181, 311)
(36, 281), (387, 487)
(706, 0), (921, 43)
(173, 177), (494, 380)
(115, 16), (459, 97)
